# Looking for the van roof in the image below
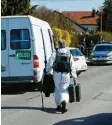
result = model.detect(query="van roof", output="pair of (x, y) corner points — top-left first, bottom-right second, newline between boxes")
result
(1, 15), (51, 28)
(2, 15), (31, 19)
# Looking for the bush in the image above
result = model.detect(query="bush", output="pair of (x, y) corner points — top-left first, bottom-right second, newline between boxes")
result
(52, 27), (71, 47)
(87, 32), (112, 42)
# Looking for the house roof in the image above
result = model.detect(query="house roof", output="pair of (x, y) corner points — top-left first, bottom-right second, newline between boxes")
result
(62, 11), (99, 25)
(53, 10), (87, 32)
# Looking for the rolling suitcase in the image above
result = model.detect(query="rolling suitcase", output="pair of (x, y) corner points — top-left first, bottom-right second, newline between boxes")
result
(68, 84), (76, 103)
(75, 83), (81, 102)
(68, 78), (81, 103)
(68, 77), (76, 103)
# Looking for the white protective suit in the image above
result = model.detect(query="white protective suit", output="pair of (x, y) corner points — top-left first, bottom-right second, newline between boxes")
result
(46, 48), (77, 106)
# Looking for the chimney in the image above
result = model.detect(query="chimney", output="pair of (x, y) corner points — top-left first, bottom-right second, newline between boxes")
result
(92, 9), (96, 17)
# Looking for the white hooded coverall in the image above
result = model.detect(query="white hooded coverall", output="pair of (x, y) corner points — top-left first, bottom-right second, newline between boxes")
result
(46, 48), (77, 106)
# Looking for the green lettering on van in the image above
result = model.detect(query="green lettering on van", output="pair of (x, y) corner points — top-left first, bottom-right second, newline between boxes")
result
(16, 50), (31, 60)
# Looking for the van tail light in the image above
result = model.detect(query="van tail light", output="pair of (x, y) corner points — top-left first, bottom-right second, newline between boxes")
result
(73, 57), (79, 61)
(34, 55), (39, 60)
(34, 55), (39, 68)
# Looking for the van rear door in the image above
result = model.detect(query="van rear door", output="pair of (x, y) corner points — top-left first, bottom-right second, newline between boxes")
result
(41, 29), (53, 61)
(1, 19), (9, 78)
(8, 18), (33, 79)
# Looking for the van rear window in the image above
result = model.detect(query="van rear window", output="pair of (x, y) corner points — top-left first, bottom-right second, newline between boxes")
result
(1, 30), (6, 50)
(10, 29), (30, 50)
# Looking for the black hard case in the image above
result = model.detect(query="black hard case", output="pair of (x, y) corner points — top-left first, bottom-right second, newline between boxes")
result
(68, 81), (81, 103)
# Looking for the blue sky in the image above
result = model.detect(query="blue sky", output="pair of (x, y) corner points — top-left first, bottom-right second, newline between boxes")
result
(31, 0), (105, 12)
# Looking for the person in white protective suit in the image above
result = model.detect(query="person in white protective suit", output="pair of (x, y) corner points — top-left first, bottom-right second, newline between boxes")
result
(46, 40), (77, 114)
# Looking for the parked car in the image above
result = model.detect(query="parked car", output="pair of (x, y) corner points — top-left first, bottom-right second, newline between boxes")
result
(88, 42), (112, 65)
(67, 47), (87, 76)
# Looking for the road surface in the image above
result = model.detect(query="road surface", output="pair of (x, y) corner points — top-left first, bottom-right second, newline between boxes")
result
(1, 65), (112, 125)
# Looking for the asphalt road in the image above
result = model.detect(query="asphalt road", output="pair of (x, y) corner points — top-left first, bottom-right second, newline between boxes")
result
(1, 65), (112, 125)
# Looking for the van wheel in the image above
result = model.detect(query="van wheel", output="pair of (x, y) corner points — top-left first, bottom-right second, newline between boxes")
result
(37, 82), (43, 91)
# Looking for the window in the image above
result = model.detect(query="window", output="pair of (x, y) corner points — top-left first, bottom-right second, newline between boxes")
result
(94, 45), (112, 51)
(10, 29), (30, 50)
(1, 30), (6, 50)
(70, 49), (83, 56)
(48, 29), (54, 52)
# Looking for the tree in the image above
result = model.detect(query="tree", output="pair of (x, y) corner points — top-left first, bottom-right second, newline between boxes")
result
(1, 0), (7, 16)
(53, 27), (72, 47)
(1, 0), (32, 16)
(106, 0), (112, 31)
(34, 6), (80, 47)
(98, 0), (112, 31)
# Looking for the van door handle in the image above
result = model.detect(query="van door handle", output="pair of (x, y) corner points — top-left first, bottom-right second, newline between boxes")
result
(9, 54), (16, 57)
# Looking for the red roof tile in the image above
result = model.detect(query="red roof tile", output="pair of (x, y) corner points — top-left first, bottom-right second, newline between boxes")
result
(62, 11), (99, 25)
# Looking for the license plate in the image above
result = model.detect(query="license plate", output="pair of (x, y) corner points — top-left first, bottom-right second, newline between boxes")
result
(97, 58), (104, 60)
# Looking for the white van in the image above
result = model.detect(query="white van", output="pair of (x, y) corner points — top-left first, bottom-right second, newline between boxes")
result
(1, 15), (55, 87)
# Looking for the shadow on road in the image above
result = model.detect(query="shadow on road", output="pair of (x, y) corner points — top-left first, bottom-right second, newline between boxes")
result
(87, 63), (112, 66)
(53, 113), (112, 125)
(1, 106), (61, 114)
(1, 84), (38, 95)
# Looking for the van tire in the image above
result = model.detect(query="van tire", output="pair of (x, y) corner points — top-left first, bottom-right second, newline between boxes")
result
(38, 72), (44, 91)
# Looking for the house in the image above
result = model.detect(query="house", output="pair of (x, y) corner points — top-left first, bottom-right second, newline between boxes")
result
(53, 10), (87, 33)
(62, 10), (99, 32)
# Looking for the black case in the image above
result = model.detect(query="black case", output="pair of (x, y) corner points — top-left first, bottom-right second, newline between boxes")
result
(68, 84), (76, 103)
(75, 83), (81, 102)
(68, 82), (81, 103)
(42, 74), (55, 97)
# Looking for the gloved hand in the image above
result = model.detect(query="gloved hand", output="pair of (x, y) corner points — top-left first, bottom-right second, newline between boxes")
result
(70, 75), (77, 82)
(73, 77), (77, 84)
(46, 72), (51, 76)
